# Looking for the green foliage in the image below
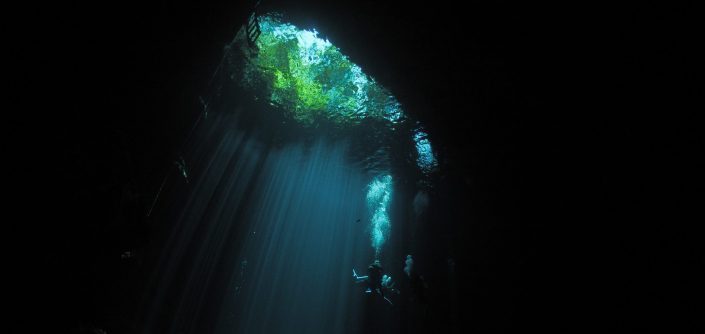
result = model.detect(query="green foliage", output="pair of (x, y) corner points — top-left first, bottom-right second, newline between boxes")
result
(240, 15), (404, 127)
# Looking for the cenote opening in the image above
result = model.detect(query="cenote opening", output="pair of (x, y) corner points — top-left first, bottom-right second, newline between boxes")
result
(37, 0), (697, 333)
(50, 1), (529, 333)
(136, 10), (444, 333)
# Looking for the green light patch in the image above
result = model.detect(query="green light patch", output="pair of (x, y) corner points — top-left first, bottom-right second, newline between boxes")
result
(243, 15), (403, 126)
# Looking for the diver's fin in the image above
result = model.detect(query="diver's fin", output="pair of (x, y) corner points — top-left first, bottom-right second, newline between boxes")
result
(384, 296), (393, 306)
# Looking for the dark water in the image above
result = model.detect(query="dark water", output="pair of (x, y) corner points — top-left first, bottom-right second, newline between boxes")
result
(137, 77), (429, 333)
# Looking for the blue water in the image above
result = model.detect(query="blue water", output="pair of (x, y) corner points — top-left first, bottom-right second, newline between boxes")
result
(140, 109), (399, 333)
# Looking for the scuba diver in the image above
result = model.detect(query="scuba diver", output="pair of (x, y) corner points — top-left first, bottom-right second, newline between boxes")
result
(404, 255), (429, 304)
(353, 260), (397, 305)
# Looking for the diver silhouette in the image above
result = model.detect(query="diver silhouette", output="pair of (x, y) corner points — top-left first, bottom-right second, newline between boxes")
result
(404, 255), (429, 304)
(353, 260), (395, 305)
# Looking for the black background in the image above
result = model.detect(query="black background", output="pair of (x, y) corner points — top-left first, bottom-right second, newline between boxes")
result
(11, 0), (702, 332)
